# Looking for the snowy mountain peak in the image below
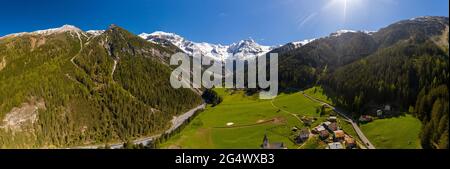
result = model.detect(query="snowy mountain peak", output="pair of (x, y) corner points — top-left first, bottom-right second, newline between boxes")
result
(1, 24), (83, 39)
(139, 31), (275, 60)
(409, 16), (438, 21)
(330, 29), (357, 37)
(240, 38), (256, 43)
(330, 29), (377, 37)
(228, 38), (273, 57)
(290, 38), (316, 48)
(32, 24), (82, 35)
(149, 31), (182, 37)
(86, 30), (105, 36)
(140, 31), (187, 43)
(139, 31), (187, 49)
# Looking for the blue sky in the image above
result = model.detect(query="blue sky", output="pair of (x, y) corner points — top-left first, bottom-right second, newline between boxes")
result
(0, 0), (448, 45)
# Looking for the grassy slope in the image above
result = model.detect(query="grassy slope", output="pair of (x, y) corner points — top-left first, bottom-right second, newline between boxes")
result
(303, 86), (333, 105)
(161, 89), (324, 149)
(272, 92), (322, 117)
(361, 114), (422, 149)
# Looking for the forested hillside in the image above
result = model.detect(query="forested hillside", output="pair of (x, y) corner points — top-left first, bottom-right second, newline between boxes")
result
(323, 39), (448, 148)
(277, 31), (378, 90)
(0, 25), (201, 148)
(276, 16), (449, 149)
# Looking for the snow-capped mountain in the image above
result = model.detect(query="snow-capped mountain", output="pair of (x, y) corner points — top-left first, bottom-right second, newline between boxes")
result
(289, 38), (316, 48)
(227, 39), (274, 59)
(330, 29), (377, 37)
(1, 25), (84, 39)
(139, 31), (276, 60)
(0, 25), (108, 40)
(330, 29), (357, 37)
(86, 30), (105, 36)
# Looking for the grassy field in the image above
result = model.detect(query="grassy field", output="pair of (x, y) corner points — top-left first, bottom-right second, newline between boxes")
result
(360, 114), (422, 149)
(161, 89), (324, 149)
(161, 86), (423, 149)
(301, 136), (327, 149)
(272, 92), (322, 117)
(303, 86), (333, 105)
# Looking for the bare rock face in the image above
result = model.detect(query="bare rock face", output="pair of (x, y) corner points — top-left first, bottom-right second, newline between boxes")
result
(0, 98), (46, 132)
(0, 56), (5, 71)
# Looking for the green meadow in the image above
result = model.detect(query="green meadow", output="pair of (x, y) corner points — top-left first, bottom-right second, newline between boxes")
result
(161, 87), (423, 149)
(361, 114), (422, 149)
(304, 86), (333, 105)
(161, 89), (323, 149)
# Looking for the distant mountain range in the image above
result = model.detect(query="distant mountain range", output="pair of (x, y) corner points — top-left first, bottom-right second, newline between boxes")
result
(0, 25), (367, 61)
(139, 31), (276, 60)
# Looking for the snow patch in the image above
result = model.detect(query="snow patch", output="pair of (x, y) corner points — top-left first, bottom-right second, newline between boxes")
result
(86, 30), (105, 36)
(291, 38), (316, 48)
(1, 25), (83, 38)
(362, 30), (377, 35)
(330, 30), (357, 37)
(330, 29), (377, 37)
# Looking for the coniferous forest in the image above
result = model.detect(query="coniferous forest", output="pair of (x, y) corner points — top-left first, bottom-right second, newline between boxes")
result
(0, 26), (201, 148)
(276, 16), (449, 149)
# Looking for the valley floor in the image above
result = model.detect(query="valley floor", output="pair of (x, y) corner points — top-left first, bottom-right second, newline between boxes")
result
(361, 114), (422, 149)
(161, 87), (423, 149)
(161, 89), (307, 149)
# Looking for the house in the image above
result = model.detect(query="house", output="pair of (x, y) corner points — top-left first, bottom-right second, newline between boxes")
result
(345, 136), (356, 149)
(328, 116), (337, 122)
(325, 122), (339, 131)
(261, 134), (287, 149)
(313, 125), (326, 134)
(295, 129), (310, 144)
(384, 105), (391, 111)
(327, 142), (344, 149)
(323, 121), (331, 126)
(376, 110), (383, 117)
(302, 118), (313, 126)
(333, 130), (345, 141)
(319, 130), (329, 140)
(359, 115), (373, 123)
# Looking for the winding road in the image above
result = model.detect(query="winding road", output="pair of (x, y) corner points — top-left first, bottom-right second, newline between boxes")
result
(302, 92), (376, 149)
(71, 103), (206, 149)
(69, 31), (84, 69)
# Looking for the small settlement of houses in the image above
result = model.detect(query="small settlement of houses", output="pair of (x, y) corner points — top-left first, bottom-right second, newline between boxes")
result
(312, 116), (357, 149)
(261, 115), (359, 149)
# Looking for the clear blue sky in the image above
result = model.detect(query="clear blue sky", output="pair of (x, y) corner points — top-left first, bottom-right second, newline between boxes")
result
(0, 0), (448, 45)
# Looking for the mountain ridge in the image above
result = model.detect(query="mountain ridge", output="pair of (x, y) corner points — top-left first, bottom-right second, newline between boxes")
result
(0, 24), (202, 148)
